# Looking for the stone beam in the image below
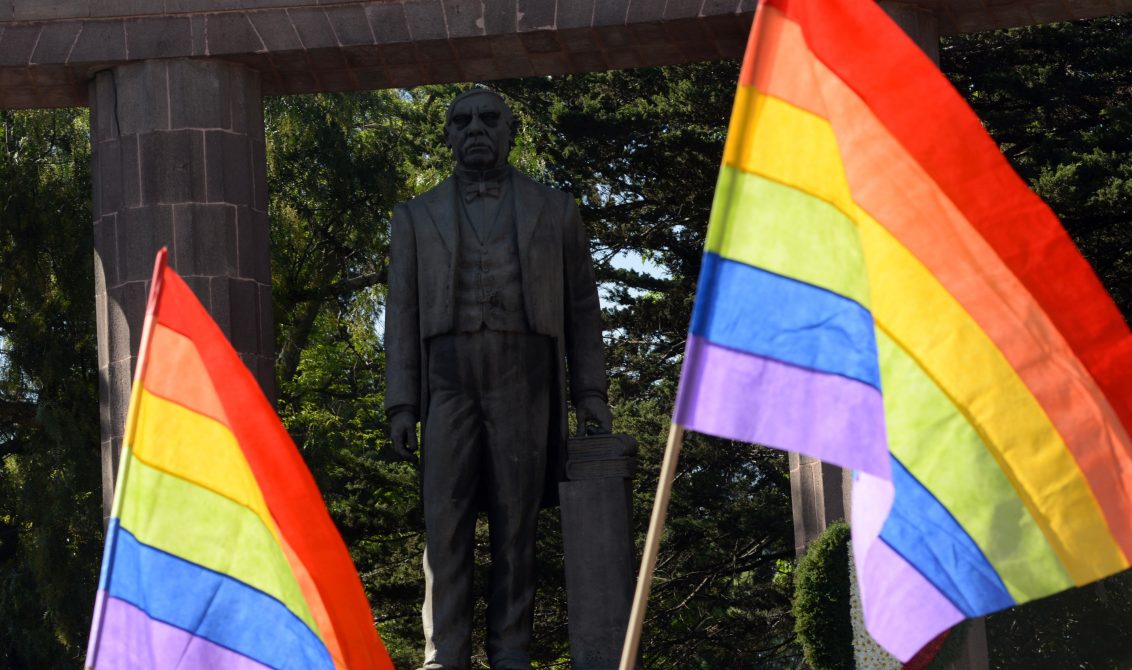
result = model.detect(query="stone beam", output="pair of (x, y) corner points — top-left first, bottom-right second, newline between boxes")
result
(3, 1), (1131, 110)
(0, 0), (757, 109)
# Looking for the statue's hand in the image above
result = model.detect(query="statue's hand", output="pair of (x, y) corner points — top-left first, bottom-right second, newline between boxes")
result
(575, 396), (613, 437)
(389, 410), (419, 460)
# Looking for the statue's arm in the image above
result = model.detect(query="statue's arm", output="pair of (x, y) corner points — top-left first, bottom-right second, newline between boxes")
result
(385, 202), (421, 456)
(561, 193), (612, 434)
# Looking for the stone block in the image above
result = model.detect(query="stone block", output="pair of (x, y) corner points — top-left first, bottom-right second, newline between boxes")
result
(229, 66), (264, 137)
(189, 14), (207, 56)
(325, 5), (374, 46)
(96, 138), (124, 216)
(120, 134), (141, 208)
(113, 61), (170, 135)
(555, 0), (595, 30)
(488, 32), (525, 58)
(380, 43), (418, 66)
(661, 0), (706, 18)
(442, 0), (483, 38)
(70, 20), (127, 63)
(565, 50), (607, 73)
(277, 70), (318, 95)
(168, 60), (231, 130)
(125, 16), (192, 61)
(255, 355), (276, 403)
(628, 22), (666, 47)
(409, 41), (448, 67)
(317, 68), (356, 92)
(557, 27), (600, 52)
(605, 48), (640, 70)
(290, 8), (339, 49)
(592, 0), (630, 27)
(344, 45), (384, 67)
(354, 67), (390, 91)
(420, 58), (458, 85)
(248, 11), (303, 52)
(626, 0), (667, 23)
(481, 0), (516, 35)
(108, 356), (134, 436)
(403, 0), (449, 41)
(636, 43), (683, 69)
(165, 0), (239, 11)
(0, 25), (41, 66)
(138, 129), (206, 204)
(0, 67), (32, 88)
(247, 208), (271, 282)
(701, 0), (741, 15)
(518, 30), (559, 53)
(528, 51), (570, 76)
(228, 278), (260, 353)
(120, 205), (175, 283)
(517, 0), (556, 31)
(270, 50), (311, 72)
(366, 3), (412, 44)
(107, 281), (148, 363)
(205, 130), (253, 206)
(450, 36), (492, 60)
(31, 23), (82, 65)
(12, 0), (86, 21)
(250, 139), (268, 212)
(307, 47), (349, 71)
(493, 56), (533, 79)
(172, 203), (238, 277)
(205, 13), (263, 56)
(458, 58), (499, 82)
(595, 25), (632, 49)
(89, 0), (152, 18)
(386, 62), (423, 86)
(257, 282), (274, 354)
(93, 214), (120, 295)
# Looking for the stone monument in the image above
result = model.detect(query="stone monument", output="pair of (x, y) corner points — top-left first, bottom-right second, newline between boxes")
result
(384, 87), (618, 670)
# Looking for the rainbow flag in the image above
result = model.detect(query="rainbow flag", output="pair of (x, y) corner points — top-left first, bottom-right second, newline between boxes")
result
(675, 0), (1132, 660)
(86, 250), (393, 669)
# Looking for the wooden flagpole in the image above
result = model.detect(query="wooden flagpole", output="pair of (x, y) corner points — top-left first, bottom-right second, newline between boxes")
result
(619, 422), (686, 670)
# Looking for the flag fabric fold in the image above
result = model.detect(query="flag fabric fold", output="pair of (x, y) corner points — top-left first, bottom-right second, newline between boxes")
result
(675, 0), (1132, 660)
(86, 249), (393, 670)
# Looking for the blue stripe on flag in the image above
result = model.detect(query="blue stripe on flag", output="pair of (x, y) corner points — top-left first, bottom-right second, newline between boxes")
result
(880, 458), (1015, 616)
(690, 252), (880, 389)
(104, 520), (334, 670)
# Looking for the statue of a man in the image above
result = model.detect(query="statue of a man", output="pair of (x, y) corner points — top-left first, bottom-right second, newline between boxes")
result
(385, 88), (613, 670)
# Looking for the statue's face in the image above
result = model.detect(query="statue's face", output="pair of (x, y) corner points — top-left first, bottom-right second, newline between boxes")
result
(445, 92), (513, 170)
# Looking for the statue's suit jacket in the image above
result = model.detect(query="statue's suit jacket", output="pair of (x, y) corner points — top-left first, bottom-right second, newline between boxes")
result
(384, 168), (608, 495)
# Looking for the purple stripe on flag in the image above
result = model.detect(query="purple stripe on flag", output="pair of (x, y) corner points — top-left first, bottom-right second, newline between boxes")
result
(858, 540), (965, 662)
(675, 334), (890, 477)
(89, 593), (271, 670)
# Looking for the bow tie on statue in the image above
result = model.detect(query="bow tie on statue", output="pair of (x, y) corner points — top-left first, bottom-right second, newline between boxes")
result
(464, 180), (502, 201)
(457, 166), (509, 202)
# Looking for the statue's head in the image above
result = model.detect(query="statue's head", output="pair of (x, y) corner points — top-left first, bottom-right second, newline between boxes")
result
(444, 88), (516, 171)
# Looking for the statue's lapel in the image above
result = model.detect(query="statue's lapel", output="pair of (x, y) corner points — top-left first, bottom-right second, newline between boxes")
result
(512, 171), (546, 259)
(424, 177), (457, 254)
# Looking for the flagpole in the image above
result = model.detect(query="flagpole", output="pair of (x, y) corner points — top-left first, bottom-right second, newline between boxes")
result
(619, 422), (686, 670)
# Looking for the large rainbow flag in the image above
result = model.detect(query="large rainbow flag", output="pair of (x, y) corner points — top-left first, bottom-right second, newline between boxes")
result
(674, 0), (1132, 660)
(86, 250), (393, 669)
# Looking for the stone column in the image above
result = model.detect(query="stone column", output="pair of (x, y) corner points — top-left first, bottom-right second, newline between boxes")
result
(90, 59), (273, 522)
(788, 453), (845, 556)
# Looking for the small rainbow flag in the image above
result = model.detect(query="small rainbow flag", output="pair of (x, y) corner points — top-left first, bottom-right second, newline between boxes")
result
(675, 0), (1132, 660)
(86, 249), (393, 669)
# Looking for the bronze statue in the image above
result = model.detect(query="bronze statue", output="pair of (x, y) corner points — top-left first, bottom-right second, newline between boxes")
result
(385, 88), (612, 670)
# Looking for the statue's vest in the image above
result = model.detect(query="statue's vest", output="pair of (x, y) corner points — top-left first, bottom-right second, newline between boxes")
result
(454, 189), (529, 333)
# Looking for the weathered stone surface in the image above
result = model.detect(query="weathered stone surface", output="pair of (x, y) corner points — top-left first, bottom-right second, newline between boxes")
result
(91, 59), (274, 524)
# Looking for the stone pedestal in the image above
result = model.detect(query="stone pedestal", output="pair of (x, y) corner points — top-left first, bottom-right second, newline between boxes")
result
(90, 58), (273, 522)
(559, 433), (638, 670)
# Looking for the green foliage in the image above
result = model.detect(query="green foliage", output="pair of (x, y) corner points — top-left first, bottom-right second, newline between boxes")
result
(793, 521), (853, 670)
(0, 108), (101, 669)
